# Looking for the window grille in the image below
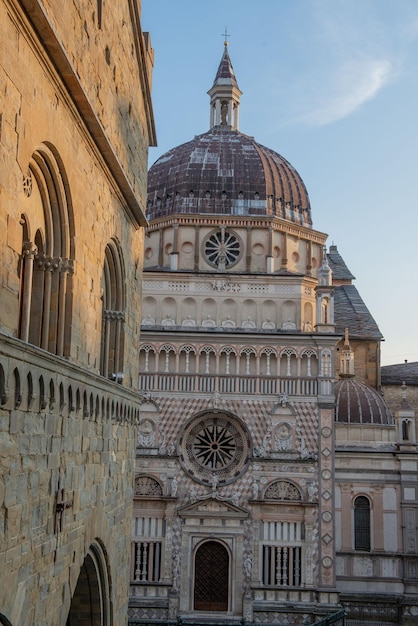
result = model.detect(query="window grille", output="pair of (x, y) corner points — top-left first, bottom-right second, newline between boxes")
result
(132, 541), (162, 582)
(354, 495), (371, 551)
(262, 545), (302, 586)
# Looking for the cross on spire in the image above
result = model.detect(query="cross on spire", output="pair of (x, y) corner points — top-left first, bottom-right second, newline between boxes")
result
(222, 27), (230, 46)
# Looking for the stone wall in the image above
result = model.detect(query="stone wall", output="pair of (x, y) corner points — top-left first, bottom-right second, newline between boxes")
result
(0, 0), (154, 624)
(0, 336), (139, 624)
(0, 0), (155, 384)
(383, 384), (418, 417)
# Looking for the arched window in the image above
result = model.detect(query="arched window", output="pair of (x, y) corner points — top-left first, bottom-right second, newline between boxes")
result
(139, 345), (156, 373)
(354, 495), (371, 551)
(0, 364), (6, 406)
(100, 240), (126, 380)
(219, 346), (236, 376)
(179, 345), (196, 374)
(19, 144), (74, 356)
(402, 419), (410, 441)
(280, 348), (297, 377)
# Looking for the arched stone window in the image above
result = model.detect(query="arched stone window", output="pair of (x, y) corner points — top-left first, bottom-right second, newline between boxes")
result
(139, 345), (156, 373)
(240, 347), (256, 376)
(280, 348), (297, 377)
(260, 347), (277, 376)
(19, 144), (74, 356)
(0, 364), (6, 406)
(179, 345), (196, 374)
(402, 419), (411, 441)
(301, 349), (317, 377)
(27, 372), (34, 409)
(354, 495), (371, 551)
(159, 344), (175, 373)
(100, 239), (126, 380)
(199, 346), (216, 375)
(219, 346), (236, 376)
(13, 368), (21, 409)
(320, 349), (332, 377)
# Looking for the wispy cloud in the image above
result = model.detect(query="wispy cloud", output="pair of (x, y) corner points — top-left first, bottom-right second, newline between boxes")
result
(298, 57), (393, 126)
(267, 0), (405, 127)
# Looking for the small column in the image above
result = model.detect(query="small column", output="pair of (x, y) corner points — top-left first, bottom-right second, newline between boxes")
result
(281, 232), (288, 269)
(194, 225), (200, 270)
(41, 259), (53, 350)
(19, 241), (38, 342)
(158, 228), (164, 266)
(246, 226), (252, 271)
(315, 247), (335, 333)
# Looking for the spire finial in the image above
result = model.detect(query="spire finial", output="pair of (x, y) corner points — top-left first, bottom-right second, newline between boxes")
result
(208, 33), (242, 130)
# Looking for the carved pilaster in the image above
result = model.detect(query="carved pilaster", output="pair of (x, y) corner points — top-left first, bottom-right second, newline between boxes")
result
(319, 406), (337, 590)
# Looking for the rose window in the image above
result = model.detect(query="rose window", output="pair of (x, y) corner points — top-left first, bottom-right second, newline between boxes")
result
(204, 229), (241, 268)
(194, 422), (236, 469)
(179, 412), (251, 485)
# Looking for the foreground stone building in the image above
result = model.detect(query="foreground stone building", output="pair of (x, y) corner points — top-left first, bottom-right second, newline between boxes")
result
(129, 44), (418, 625)
(0, 1), (155, 624)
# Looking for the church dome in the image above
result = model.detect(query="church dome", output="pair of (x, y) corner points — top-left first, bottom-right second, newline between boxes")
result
(146, 44), (311, 227)
(146, 127), (312, 226)
(334, 378), (393, 425)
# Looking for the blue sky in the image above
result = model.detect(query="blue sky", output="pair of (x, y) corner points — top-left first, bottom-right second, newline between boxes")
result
(142, 0), (418, 366)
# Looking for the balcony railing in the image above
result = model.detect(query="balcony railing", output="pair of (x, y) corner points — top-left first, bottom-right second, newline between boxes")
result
(0, 333), (141, 422)
(139, 372), (333, 397)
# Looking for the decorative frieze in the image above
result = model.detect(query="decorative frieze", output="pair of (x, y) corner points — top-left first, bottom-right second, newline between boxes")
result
(142, 279), (304, 296)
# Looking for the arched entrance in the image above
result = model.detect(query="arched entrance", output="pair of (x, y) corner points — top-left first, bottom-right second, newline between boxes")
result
(66, 543), (111, 626)
(0, 613), (13, 626)
(194, 540), (229, 612)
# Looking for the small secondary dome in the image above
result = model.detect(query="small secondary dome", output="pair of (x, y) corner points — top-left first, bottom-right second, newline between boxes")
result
(335, 379), (393, 425)
(146, 44), (312, 227)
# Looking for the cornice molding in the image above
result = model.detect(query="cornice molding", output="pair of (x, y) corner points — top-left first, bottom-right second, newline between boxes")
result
(146, 213), (327, 245)
(15, 0), (148, 227)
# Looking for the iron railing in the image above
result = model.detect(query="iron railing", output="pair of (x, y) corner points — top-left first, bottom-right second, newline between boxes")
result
(311, 609), (345, 626)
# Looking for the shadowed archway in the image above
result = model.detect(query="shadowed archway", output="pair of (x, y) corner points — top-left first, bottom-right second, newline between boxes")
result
(0, 613), (14, 626)
(67, 543), (111, 626)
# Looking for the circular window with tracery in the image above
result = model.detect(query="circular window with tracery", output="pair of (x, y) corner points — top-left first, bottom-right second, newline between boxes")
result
(203, 229), (242, 269)
(179, 411), (251, 486)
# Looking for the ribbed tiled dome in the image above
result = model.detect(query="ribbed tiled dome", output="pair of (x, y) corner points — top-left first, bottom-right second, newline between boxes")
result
(146, 126), (312, 226)
(335, 379), (393, 425)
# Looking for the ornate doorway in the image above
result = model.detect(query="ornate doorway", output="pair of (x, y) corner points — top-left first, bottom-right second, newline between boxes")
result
(194, 540), (229, 611)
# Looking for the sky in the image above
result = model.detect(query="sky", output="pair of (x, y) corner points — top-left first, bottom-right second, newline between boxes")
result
(142, 0), (418, 366)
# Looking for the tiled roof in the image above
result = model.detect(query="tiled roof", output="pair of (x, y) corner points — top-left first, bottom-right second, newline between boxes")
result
(335, 378), (393, 424)
(212, 46), (239, 89)
(327, 245), (355, 281)
(334, 284), (383, 340)
(381, 361), (418, 385)
(147, 127), (311, 225)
